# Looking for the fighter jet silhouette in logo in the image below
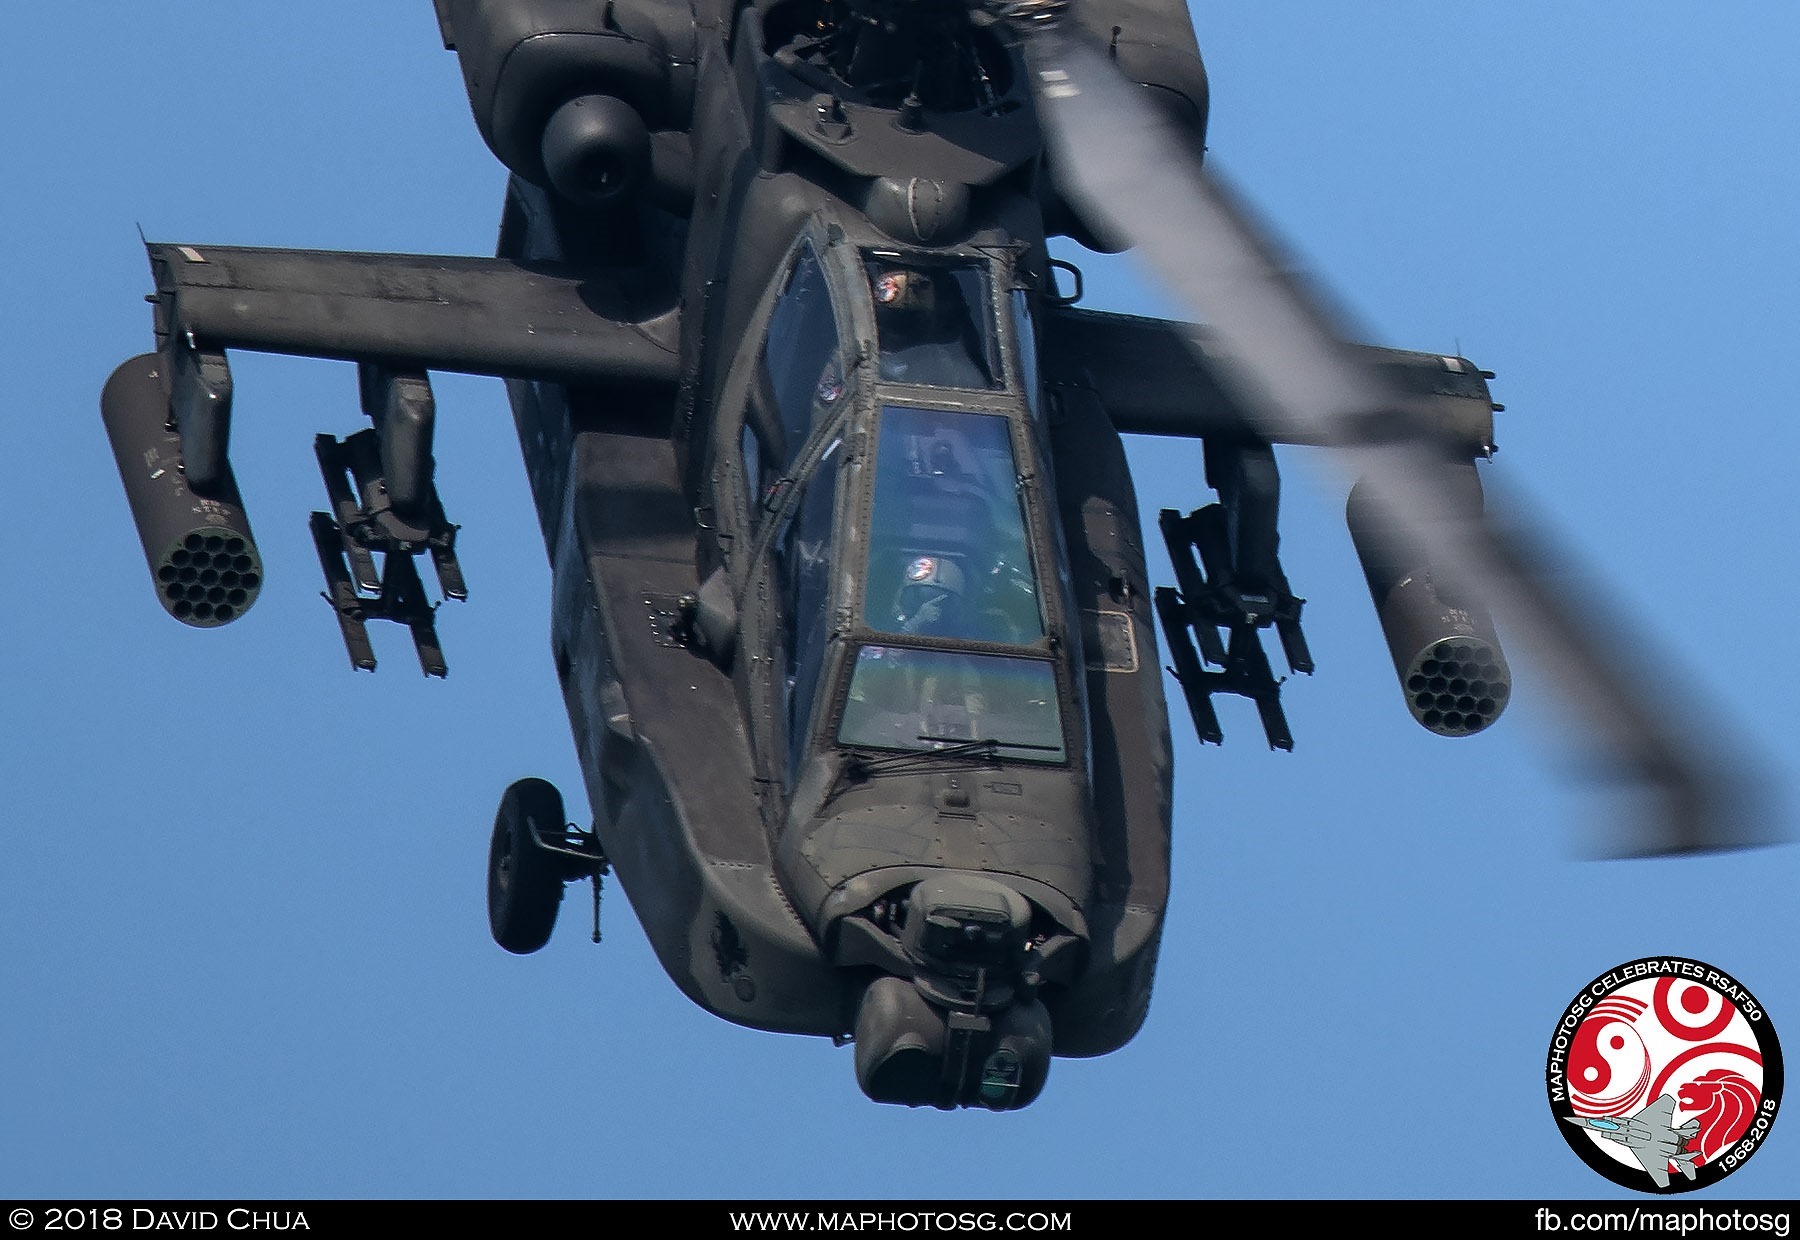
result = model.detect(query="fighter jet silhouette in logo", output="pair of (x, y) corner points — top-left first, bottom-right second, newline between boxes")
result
(1564, 1095), (1702, 1188)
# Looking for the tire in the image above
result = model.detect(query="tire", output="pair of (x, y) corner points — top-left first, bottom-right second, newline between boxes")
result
(487, 777), (565, 954)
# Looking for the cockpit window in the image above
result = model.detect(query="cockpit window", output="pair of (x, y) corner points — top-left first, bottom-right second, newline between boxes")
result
(866, 258), (999, 390)
(778, 436), (841, 787)
(838, 405), (1063, 761)
(839, 646), (1065, 763)
(765, 242), (845, 469)
(861, 406), (1044, 644)
(1010, 288), (1042, 423)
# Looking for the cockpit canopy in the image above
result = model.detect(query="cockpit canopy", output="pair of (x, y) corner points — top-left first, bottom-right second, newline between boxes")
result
(745, 236), (1074, 778)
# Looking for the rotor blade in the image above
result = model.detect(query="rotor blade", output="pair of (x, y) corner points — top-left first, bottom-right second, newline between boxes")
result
(1021, 22), (1775, 856)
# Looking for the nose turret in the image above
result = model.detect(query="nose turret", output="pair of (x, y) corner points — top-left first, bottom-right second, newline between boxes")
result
(851, 875), (1055, 1110)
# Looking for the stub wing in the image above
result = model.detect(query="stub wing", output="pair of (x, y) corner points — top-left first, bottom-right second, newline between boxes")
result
(142, 242), (679, 386)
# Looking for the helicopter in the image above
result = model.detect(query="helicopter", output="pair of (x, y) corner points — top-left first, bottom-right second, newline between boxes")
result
(98, 0), (1758, 1113)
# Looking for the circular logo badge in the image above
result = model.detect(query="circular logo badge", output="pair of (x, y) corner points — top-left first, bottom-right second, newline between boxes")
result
(1546, 957), (1782, 1193)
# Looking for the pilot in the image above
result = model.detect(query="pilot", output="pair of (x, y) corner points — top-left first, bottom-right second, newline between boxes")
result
(872, 267), (990, 389)
(883, 558), (988, 743)
(889, 549), (1036, 647)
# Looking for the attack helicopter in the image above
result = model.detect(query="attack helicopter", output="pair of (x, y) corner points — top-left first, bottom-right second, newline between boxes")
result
(100, 0), (1756, 1112)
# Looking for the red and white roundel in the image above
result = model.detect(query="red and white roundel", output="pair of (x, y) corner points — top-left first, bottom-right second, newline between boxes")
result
(1546, 958), (1782, 1193)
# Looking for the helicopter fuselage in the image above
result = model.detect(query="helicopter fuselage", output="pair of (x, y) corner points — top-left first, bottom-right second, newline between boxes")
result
(493, 3), (1179, 1105)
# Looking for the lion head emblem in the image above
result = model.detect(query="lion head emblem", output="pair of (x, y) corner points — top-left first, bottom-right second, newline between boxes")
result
(1677, 1069), (1760, 1163)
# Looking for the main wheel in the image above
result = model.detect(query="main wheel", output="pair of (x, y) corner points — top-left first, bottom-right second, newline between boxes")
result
(487, 777), (566, 954)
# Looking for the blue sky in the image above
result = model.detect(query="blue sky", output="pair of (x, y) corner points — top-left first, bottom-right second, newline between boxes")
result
(3, 2), (1795, 1200)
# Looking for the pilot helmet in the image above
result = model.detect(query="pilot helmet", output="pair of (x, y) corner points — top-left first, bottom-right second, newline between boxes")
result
(895, 554), (965, 634)
(874, 268), (935, 314)
(873, 267), (960, 341)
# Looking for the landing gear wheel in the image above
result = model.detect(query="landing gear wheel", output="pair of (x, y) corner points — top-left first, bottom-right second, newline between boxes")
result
(487, 777), (566, 954)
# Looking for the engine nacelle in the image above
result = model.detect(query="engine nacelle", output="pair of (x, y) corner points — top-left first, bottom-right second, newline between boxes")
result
(101, 354), (262, 628)
(1346, 465), (1511, 736)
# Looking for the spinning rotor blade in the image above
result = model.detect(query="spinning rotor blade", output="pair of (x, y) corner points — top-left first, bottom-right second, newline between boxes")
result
(1019, 21), (1773, 856)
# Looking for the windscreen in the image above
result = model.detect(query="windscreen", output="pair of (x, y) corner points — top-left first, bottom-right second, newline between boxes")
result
(839, 645), (1065, 762)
